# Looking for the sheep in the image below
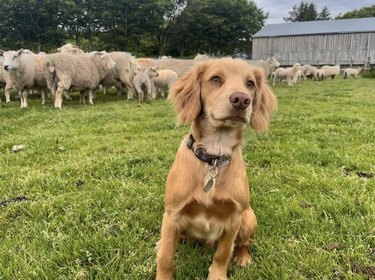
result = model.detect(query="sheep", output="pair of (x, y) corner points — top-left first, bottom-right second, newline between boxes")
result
(292, 69), (304, 84)
(248, 57), (280, 78)
(136, 56), (210, 77)
(132, 64), (159, 103)
(0, 55), (7, 103)
(44, 51), (116, 109)
(344, 67), (362, 79)
(100, 52), (136, 99)
(302, 64), (318, 80)
(157, 58), (200, 77)
(137, 57), (197, 77)
(272, 63), (302, 86)
(316, 69), (326, 80)
(136, 57), (157, 68)
(194, 53), (210, 60)
(150, 69), (178, 99)
(1, 49), (47, 108)
(321, 65), (340, 79)
(57, 43), (84, 54)
(0, 53), (16, 104)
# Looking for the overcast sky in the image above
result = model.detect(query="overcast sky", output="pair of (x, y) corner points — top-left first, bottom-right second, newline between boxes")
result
(253, 0), (374, 24)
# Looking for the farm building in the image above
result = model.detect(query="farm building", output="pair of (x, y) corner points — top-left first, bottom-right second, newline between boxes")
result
(252, 17), (375, 66)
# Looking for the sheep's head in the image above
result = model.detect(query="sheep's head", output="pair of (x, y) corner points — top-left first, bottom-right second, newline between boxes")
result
(131, 61), (145, 76)
(93, 51), (117, 71)
(57, 43), (84, 54)
(267, 57), (280, 70)
(292, 63), (302, 71)
(2, 49), (24, 71)
(148, 66), (159, 78)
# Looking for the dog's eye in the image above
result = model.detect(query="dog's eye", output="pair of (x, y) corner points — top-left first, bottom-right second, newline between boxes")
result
(210, 76), (222, 85)
(247, 80), (255, 89)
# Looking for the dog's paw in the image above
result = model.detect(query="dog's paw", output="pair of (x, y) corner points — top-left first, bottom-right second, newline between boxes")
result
(234, 254), (252, 267)
(233, 246), (253, 267)
(207, 265), (228, 280)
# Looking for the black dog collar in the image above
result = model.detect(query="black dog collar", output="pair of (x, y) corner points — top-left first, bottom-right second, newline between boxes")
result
(186, 134), (231, 167)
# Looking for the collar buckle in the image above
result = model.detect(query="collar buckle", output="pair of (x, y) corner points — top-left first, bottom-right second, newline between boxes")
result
(186, 134), (231, 167)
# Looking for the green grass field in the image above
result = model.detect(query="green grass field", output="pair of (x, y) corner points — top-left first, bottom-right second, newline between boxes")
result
(1, 78), (374, 279)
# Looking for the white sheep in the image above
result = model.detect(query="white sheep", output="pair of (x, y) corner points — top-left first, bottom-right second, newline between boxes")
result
(0, 55), (8, 103)
(194, 53), (210, 60)
(159, 58), (206, 77)
(321, 65), (340, 79)
(272, 63), (302, 86)
(136, 57), (200, 77)
(316, 69), (326, 80)
(57, 43), (84, 54)
(132, 64), (159, 103)
(1, 49), (47, 108)
(44, 51), (116, 109)
(344, 67), (362, 79)
(151, 69), (178, 99)
(291, 69), (304, 84)
(0, 58), (14, 104)
(302, 64), (318, 80)
(100, 52), (135, 99)
(248, 57), (280, 78)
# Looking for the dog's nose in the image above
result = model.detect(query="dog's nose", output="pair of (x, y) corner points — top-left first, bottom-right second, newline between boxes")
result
(3, 65), (9, 71)
(229, 92), (251, 110)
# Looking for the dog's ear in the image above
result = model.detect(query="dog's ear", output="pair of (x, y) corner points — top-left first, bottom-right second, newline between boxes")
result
(251, 68), (277, 132)
(169, 63), (207, 124)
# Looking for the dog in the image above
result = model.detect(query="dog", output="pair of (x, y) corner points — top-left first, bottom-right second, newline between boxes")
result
(156, 58), (277, 280)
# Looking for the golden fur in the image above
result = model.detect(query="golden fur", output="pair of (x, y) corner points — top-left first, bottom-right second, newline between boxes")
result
(156, 58), (277, 280)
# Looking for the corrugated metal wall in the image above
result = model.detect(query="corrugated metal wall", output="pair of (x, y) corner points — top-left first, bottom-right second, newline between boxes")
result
(253, 32), (374, 66)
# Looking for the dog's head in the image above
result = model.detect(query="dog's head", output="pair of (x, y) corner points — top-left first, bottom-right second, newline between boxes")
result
(170, 58), (277, 132)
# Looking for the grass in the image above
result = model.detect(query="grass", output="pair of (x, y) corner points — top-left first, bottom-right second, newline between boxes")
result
(0, 78), (374, 279)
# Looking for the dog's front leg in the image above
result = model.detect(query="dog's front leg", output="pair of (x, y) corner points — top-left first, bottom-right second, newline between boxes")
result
(156, 212), (180, 280)
(208, 222), (241, 280)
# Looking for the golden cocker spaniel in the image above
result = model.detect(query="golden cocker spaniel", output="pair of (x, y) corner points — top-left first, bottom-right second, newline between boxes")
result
(156, 58), (277, 280)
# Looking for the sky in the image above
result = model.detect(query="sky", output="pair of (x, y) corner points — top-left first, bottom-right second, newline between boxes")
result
(253, 0), (374, 24)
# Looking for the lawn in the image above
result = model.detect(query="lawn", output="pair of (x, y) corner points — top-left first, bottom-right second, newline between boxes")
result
(0, 77), (374, 279)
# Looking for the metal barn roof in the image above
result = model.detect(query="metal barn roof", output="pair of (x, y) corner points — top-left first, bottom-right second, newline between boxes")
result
(254, 17), (375, 38)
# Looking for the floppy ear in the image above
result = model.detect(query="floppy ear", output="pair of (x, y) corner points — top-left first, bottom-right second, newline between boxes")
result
(169, 63), (207, 124)
(251, 68), (277, 132)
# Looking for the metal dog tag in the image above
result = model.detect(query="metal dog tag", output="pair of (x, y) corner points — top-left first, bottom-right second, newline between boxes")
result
(204, 166), (219, 193)
(204, 178), (215, 192)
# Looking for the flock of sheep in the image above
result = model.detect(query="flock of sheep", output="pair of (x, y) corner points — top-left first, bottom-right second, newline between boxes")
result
(0, 44), (363, 109)
(0, 44), (198, 108)
(271, 62), (363, 86)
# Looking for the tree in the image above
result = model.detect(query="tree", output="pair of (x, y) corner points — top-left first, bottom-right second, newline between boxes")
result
(0, 0), (268, 56)
(336, 5), (375, 19)
(153, 0), (186, 56)
(317, 6), (331, 20)
(0, 0), (63, 52)
(166, 0), (266, 57)
(284, 1), (331, 22)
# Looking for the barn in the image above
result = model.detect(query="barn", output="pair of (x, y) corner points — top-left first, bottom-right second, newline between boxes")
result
(252, 17), (375, 67)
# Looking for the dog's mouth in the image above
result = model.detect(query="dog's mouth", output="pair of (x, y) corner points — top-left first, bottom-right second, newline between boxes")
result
(211, 114), (248, 124)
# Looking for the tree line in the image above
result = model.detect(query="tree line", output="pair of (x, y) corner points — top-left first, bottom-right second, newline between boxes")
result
(0, 0), (267, 57)
(284, 2), (375, 22)
(0, 0), (373, 58)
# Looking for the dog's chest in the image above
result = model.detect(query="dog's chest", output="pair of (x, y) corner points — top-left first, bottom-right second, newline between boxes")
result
(179, 200), (239, 242)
